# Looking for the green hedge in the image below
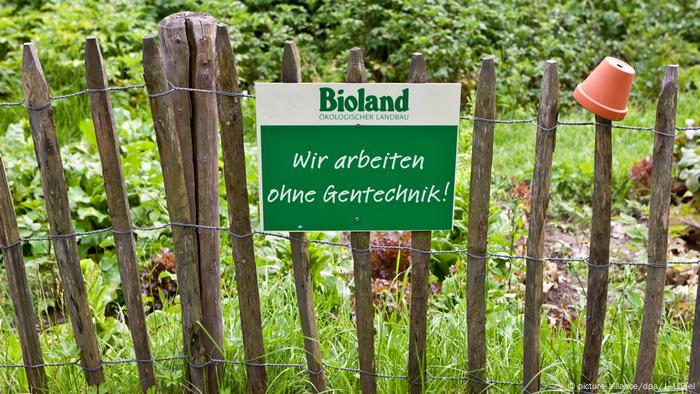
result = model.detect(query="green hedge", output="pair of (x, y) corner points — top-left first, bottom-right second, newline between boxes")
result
(0, 0), (698, 115)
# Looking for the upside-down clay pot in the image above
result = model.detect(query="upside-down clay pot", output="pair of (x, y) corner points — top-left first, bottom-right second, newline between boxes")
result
(573, 57), (635, 121)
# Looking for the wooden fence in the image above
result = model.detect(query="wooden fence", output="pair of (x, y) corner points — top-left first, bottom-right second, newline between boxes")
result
(0, 10), (698, 394)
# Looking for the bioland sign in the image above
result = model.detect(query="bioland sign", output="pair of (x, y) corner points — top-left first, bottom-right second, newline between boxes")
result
(256, 83), (461, 231)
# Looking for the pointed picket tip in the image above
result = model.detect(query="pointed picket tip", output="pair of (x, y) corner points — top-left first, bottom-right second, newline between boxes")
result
(282, 40), (301, 83)
(658, 65), (679, 103)
(346, 47), (366, 83)
(22, 43), (51, 105)
(408, 52), (427, 83)
(657, 64), (679, 110)
(476, 55), (496, 102)
(141, 35), (168, 95)
(479, 55), (496, 78)
(142, 35), (155, 72)
(215, 23), (232, 50)
(481, 55), (496, 79)
(142, 35), (158, 55)
(215, 24), (240, 91)
(85, 36), (99, 49)
(141, 35), (160, 76)
(654, 65), (679, 136)
(85, 36), (102, 62)
(349, 47), (363, 58)
(215, 24), (234, 60)
(85, 36), (108, 89)
(541, 60), (560, 95)
(22, 43), (42, 76)
(536, 59), (560, 132)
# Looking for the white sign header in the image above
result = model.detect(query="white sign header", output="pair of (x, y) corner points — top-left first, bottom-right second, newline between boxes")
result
(255, 83), (461, 126)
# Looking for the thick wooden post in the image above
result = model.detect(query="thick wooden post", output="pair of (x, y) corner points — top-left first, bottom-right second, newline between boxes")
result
(633, 65), (679, 394)
(142, 35), (207, 392)
(0, 155), (47, 393)
(281, 40), (327, 393)
(157, 14), (196, 221)
(215, 25), (268, 394)
(579, 115), (613, 393)
(466, 56), (496, 394)
(84, 37), (155, 393)
(21, 42), (105, 386)
(346, 47), (376, 394)
(522, 61), (560, 394)
(159, 13), (223, 391)
(407, 52), (431, 394)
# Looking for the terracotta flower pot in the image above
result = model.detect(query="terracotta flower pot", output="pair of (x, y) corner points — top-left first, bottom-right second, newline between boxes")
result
(573, 57), (635, 121)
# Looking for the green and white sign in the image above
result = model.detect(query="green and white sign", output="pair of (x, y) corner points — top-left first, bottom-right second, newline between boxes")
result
(256, 83), (461, 231)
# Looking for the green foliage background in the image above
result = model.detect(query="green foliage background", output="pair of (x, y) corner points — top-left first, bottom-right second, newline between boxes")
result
(0, 1), (699, 392)
(1, 0), (699, 109)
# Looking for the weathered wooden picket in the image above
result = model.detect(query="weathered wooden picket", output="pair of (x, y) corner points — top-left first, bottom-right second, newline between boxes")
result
(0, 10), (697, 394)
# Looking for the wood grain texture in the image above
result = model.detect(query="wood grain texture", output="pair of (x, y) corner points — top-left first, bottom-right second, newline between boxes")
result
(346, 47), (376, 394)
(0, 154), (47, 393)
(215, 24), (267, 394)
(466, 56), (496, 394)
(160, 14), (223, 391)
(407, 52), (431, 394)
(189, 15), (223, 392)
(142, 35), (207, 392)
(522, 61), (559, 394)
(580, 115), (613, 393)
(690, 272), (700, 391)
(85, 37), (155, 393)
(351, 231), (375, 394)
(22, 42), (105, 386)
(158, 14), (196, 221)
(282, 39), (327, 393)
(633, 65), (679, 394)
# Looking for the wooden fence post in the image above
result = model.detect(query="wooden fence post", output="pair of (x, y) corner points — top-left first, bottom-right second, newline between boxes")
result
(466, 56), (496, 394)
(407, 52), (431, 394)
(0, 154), (47, 393)
(633, 65), (679, 394)
(21, 42), (105, 386)
(159, 13), (223, 392)
(690, 280), (700, 391)
(522, 60), (560, 394)
(281, 40), (327, 393)
(84, 37), (155, 393)
(346, 47), (376, 394)
(157, 13), (196, 222)
(142, 35), (207, 392)
(215, 24), (268, 394)
(579, 115), (613, 393)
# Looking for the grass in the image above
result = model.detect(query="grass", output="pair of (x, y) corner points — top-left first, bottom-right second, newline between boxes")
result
(492, 90), (700, 194)
(0, 256), (694, 392)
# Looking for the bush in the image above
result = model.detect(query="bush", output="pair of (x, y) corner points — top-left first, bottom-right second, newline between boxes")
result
(1, 0), (698, 113)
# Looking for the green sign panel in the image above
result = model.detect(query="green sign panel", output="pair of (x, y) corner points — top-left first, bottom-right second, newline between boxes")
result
(256, 83), (461, 231)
